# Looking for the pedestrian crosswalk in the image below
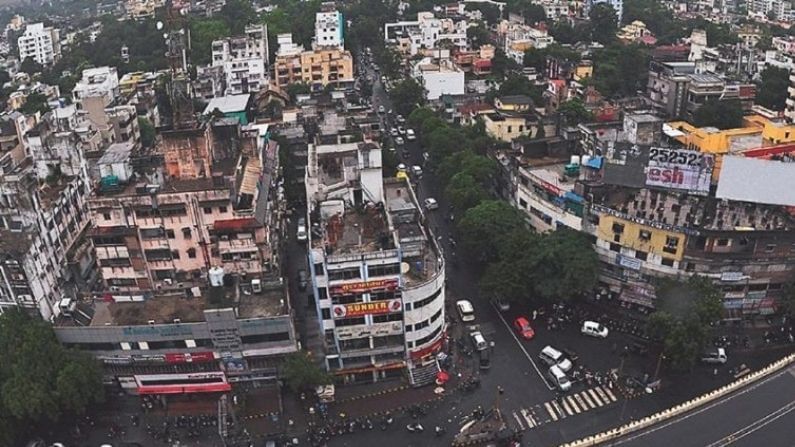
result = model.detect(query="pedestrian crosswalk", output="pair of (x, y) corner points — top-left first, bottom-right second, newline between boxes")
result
(509, 385), (620, 431)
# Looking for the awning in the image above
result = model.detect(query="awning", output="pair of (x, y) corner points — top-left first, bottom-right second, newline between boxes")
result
(213, 217), (260, 231)
(137, 383), (231, 395)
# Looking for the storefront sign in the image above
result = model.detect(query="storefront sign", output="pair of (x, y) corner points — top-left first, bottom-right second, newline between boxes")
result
(332, 299), (402, 319)
(616, 254), (642, 271)
(336, 322), (403, 340)
(644, 148), (713, 195)
(165, 352), (215, 364)
(720, 272), (745, 282)
(330, 279), (399, 295)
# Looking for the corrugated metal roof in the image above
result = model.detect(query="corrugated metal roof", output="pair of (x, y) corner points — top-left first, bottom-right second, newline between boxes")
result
(716, 157), (795, 207)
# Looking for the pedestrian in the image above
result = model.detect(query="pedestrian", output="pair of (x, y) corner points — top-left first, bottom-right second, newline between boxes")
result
(532, 309), (537, 320)
(497, 385), (504, 394)
(713, 368), (718, 377)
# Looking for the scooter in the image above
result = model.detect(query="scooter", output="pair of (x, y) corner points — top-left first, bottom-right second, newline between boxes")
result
(407, 422), (424, 433)
(435, 426), (446, 437)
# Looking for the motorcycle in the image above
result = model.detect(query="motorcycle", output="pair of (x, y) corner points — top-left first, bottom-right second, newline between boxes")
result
(407, 422), (424, 433)
(434, 426), (446, 437)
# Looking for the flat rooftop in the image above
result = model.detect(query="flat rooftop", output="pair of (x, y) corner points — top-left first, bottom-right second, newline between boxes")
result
(316, 204), (390, 254)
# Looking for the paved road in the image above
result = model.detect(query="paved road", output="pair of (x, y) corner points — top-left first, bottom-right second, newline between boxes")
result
(609, 364), (795, 447)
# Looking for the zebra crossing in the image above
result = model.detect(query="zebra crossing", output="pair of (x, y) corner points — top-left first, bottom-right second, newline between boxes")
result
(510, 385), (619, 431)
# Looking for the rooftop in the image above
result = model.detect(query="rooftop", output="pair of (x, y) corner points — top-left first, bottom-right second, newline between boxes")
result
(0, 229), (33, 258)
(203, 94), (251, 115)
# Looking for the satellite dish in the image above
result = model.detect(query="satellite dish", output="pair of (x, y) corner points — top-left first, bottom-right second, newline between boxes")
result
(156, 21), (164, 30)
(401, 262), (410, 274)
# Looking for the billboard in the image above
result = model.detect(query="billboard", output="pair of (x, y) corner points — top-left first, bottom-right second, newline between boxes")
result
(329, 278), (399, 295)
(644, 148), (713, 195)
(332, 299), (403, 319)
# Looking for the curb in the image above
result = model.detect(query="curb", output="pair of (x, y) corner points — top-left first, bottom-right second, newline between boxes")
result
(336, 384), (410, 403)
(558, 353), (795, 447)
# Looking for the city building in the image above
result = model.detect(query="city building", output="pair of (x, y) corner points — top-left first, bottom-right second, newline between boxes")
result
(17, 22), (60, 66)
(272, 34), (355, 91)
(498, 21), (554, 64)
(314, 5), (344, 49)
(72, 66), (121, 107)
(211, 25), (269, 96)
(384, 12), (468, 56)
(747, 0), (794, 20)
(411, 54), (465, 101)
(304, 135), (446, 384)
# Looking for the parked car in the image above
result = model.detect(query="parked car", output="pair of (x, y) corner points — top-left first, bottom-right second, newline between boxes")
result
(547, 365), (572, 391)
(396, 114), (406, 124)
(513, 317), (535, 339)
(297, 270), (308, 290)
(378, 105), (385, 114)
(398, 126), (406, 135)
(492, 296), (510, 312)
(406, 129), (416, 141)
(581, 321), (609, 338)
(390, 128), (399, 137)
(395, 136), (405, 146)
(470, 330), (488, 351)
(296, 217), (308, 242)
(423, 197), (439, 210)
(478, 345), (491, 370)
(701, 347), (727, 364)
(539, 345), (573, 372)
(456, 300), (475, 322)
(411, 165), (423, 178)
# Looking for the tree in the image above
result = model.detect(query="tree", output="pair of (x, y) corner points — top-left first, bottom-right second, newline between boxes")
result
(445, 173), (490, 212)
(19, 57), (43, 75)
(558, 98), (594, 125)
(0, 310), (104, 445)
(692, 99), (743, 130)
(287, 82), (311, 102)
(523, 47), (546, 71)
(281, 351), (331, 393)
(457, 200), (526, 264)
(467, 21), (491, 46)
(20, 92), (50, 115)
(138, 117), (156, 148)
(756, 66), (789, 111)
(529, 229), (599, 302)
(588, 3), (618, 45)
(218, 0), (256, 35)
(390, 78), (427, 118)
(407, 107), (436, 131)
(508, 0), (547, 24)
(591, 44), (650, 98)
(190, 19), (231, 66)
(498, 73), (543, 104)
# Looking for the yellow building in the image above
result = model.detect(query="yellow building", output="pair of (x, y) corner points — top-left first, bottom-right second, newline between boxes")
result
(273, 47), (354, 91)
(482, 112), (536, 142)
(596, 215), (686, 262)
(573, 60), (593, 82)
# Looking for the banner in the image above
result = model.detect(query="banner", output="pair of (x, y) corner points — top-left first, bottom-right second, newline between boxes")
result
(332, 299), (402, 319)
(330, 278), (399, 295)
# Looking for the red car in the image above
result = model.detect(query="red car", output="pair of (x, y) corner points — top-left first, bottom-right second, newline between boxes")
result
(513, 317), (535, 339)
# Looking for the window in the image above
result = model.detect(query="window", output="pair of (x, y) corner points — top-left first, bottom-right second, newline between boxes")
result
(171, 250), (180, 259)
(716, 238), (729, 247)
(182, 227), (192, 239)
(609, 243), (621, 252)
(314, 263), (324, 275)
(519, 198), (528, 208)
(219, 206), (228, 213)
(635, 250), (648, 261)
(665, 236), (679, 248)
(335, 316), (366, 327)
(612, 223), (625, 234)
(412, 288), (442, 309)
(661, 258), (675, 267)
(321, 308), (331, 320)
(639, 229), (651, 241)
(372, 313), (402, 323)
(145, 249), (172, 261)
(507, 125), (513, 133)
(187, 248), (197, 258)
(367, 263), (401, 277)
(203, 207), (212, 214)
(765, 244), (776, 252)
(140, 228), (165, 239)
(414, 319), (430, 331)
(327, 267), (361, 281)
(166, 229), (175, 239)
(102, 212), (111, 221)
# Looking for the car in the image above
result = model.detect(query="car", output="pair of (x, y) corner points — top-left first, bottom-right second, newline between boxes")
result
(539, 345), (573, 372)
(411, 165), (423, 178)
(701, 347), (727, 364)
(395, 136), (405, 146)
(297, 269), (308, 290)
(470, 330), (488, 351)
(396, 114), (406, 124)
(547, 365), (572, 392)
(423, 197), (439, 210)
(456, 299), (475, 322)
(581, 321), (609, 338)
(406, 129), (416, 140)
(513, 317), (535, 339)
(478, 346), (491, 370)
(378, 105), (385, 114)
(492, 296), (510, 312)
(390, 128), (399, 137)
(296, 217), (308, 242)
(397, 126), (406, 135)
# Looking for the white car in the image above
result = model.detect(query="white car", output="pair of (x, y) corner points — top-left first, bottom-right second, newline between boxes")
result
(395, 136), (405, 146)
(390, 128), (399, 137)
(456, 300), (475, 322)
(423, 197), (438, 210)
(406, 129), (416, 140)
(581, 321), (609, 338)
(701, 348), (727, 364)
(378, 105), (385, 114)
(411, 165), (423, 178)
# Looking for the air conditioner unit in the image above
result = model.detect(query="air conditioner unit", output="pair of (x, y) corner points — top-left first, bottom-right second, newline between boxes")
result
(163, 278), (173, 285)
(148, 320), (155, 325)
(173, 318), (181, 324)
(110, 286), (120, 291)
(220, 235), (229, 241)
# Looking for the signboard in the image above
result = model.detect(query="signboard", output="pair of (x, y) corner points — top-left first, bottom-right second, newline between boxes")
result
(616, 254), (642, 271)
(336, 322), (403, 340)
(644, 148), (713, 195)
(330, 279), (399, 295)
(332, 299), (402, 319)
(165, 352), (215, 364)
(720, 272), (745, 282)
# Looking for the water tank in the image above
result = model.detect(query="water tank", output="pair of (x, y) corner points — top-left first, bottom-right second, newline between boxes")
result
(570, 155), (581, 166)
(209, 266), (225, 287)
(581, 155), (591, 167)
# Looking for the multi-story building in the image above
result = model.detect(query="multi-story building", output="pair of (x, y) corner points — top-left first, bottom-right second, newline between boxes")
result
(539, 0), (571, 21)
(304, 136), (446, 384)
(211, 25), (269, 96)
(411, 54), (465, 101)
(17, 22), (60, 66)
(273, 34), (355, 91)
(384, 12), (468, 56)
(314, 5), (344, 49)
(786, 69), (795, 123)
(497, 20), (555, 64)
(72, 66), (120, 107)
(748, 0), (793, 20)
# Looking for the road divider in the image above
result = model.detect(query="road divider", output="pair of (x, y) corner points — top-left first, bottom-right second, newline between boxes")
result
(558, 353), (795, 447)
(491, 301), (554, 391)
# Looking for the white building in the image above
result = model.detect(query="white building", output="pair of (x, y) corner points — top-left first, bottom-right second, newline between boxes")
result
(384, 12), (468, 56)
(748, 0), (794, 20)
(501, 22), (555, 64)
(72, 66), (120, 106)
(305, 137), (446, 384)
(211, 24), (269, 95)
(588, 0), (623, 23)
(412, 55), (466, 100)
(17, 22), (60, 66)
(314, 8), (344, 49)
(539, 0), (571, 21)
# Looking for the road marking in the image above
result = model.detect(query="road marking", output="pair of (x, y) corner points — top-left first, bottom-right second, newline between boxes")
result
(595, 386), (611, 404)
(566, 396), (581, 414)
(544, 402), (559, 421)
(581, 391), (596, 409)
(574, 393), (588, 411)
(603, 386), (618, 402)
(521, 408), (536, 428)
(491, 301), (554, 390)
(512, 411), (525, 430)
(588, 389), (605, 407)
(704, 399), (795, 447)
(560, 398), (573, 415)
(551, 400), (566, 418)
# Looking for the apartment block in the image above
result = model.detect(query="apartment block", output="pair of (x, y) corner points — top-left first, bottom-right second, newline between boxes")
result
(211, 25), (269, 96)
(17, 22), (60, 66)
(273, 34), (354, 91)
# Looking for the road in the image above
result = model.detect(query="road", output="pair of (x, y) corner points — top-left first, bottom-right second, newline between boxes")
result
(608, 364), (795, 447)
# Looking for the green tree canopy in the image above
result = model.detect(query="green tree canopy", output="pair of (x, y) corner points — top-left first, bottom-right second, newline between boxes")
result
(19, 57), (43, 75)
(692, 99), (744, 129)
(138, 117), (156, 148)
(20, 92), (50, 115)
(507, 0), (547, 24)
(218, 0), (256, 35)
(756, 66), (789, 111)
(390, 79), (426, 116)
(407, 106), (436, 131)
(190, 19), (231, 66)
(558, 98), (595, 125)
(588, 3), (618, 45)
(591, 44), (650, 98)
(457, 200), (526, 264)
(445, 172), (491, 212)
(497, 73), (543, 104)
(281, 351), (331, 393)
(529, 229), (599, 302)
(0, 310), (104, 446)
